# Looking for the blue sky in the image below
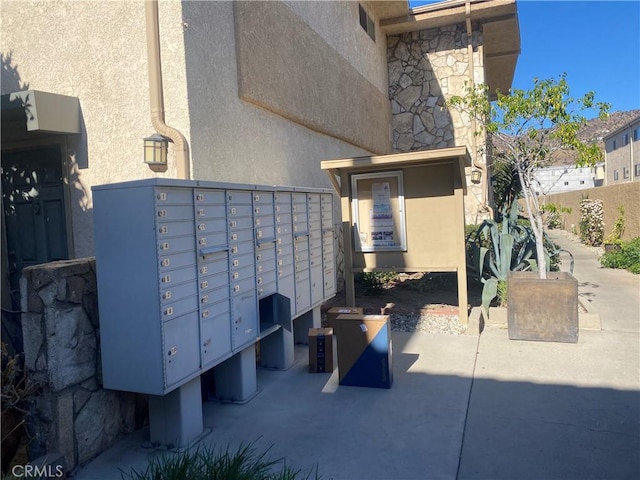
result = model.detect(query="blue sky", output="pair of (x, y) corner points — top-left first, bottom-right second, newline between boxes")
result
(409, 1), (640, 118)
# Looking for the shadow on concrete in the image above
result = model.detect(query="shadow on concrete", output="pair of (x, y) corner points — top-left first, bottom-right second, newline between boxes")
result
(459, 377), (639, 480)
(85, 331), (640, 480)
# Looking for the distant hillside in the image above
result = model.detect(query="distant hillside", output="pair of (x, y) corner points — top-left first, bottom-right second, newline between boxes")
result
(549, 109), (639, 165)
(492, 109), (640, 166)
(577, 109), (640, 143)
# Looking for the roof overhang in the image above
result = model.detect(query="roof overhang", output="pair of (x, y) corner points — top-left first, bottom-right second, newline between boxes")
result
(381, 0), (520, 98)
(602, 115), (640, 141)
(1, 90), (81, 138)
(367, 1), (410, 21)
(321, 146), (472, 195)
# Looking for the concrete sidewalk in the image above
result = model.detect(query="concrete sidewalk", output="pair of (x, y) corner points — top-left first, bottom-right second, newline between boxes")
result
(458, 231), (640, 479)
(550, 230), (639, 333)
(73, 232), (639, 480)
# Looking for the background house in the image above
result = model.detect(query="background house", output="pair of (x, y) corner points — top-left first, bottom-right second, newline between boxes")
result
(525, 109), (640, 195)
(604, 114), (640, 185)
(532, 165), (596, 195)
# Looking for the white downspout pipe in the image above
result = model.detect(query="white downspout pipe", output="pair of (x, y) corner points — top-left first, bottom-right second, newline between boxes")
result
(465, 1), (492, 218)
(145, 0), (190, 179)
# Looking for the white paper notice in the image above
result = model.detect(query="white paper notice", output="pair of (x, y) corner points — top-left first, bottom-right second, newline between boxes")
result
(370, 182), (395, 247)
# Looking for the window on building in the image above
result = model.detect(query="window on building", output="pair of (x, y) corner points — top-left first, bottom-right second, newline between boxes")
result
(635, 164), (640, 177)
(359, 4), (375, 41)
(580, 180), (585, 185)
(563, 181), (569, 186)
(623, 167), (630, 179)
(624, 134), (629, 146)
(612, 139), (617, 150)
(634, 128), (640, 141)
(614, 170), (619, 181)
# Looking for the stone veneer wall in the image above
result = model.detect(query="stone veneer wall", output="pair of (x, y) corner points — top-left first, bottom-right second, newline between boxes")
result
(20, 258), (146, 471)
(387, 24), (482, 152)
(387, 25), (487, 222)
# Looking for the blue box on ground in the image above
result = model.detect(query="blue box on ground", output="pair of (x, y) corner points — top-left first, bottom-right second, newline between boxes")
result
(336, 314), (393, 389)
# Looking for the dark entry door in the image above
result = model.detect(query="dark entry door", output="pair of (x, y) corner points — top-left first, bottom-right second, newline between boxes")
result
(2, 145), (69, 291)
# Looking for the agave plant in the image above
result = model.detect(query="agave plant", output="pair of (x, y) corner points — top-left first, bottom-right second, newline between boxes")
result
(467, 202), (573, 314)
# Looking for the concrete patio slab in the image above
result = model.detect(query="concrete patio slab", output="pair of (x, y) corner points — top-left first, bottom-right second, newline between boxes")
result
(458, 327), (640, 480)
(74, 332), (480, 480)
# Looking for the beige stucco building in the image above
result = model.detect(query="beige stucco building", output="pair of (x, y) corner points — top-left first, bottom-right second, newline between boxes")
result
(1, 0), (519, 298)
(604, 115), (640, 185)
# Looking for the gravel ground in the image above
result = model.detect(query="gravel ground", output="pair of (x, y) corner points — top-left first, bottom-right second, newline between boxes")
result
(388, 228), (603, 335)
(391, 312), (467, 335)
(325, 230), (601, 336)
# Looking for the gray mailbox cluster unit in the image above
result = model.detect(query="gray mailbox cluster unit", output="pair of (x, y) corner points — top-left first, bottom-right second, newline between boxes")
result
(92, 178), (336, 399)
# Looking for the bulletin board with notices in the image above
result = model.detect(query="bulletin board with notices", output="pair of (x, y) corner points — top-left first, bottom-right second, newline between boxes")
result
(350, 171), (407, 252)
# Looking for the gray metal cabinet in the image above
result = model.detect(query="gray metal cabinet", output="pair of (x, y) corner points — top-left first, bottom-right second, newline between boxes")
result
(275, 192), (296, 318)
(321, 193), (336, 298)
(254, 192), (277, 299)
(227, 191), (258, 351)
(93, 179), (336, 396)
(194, 189), (231, 369)
(308, 193), (324, 306)
(292, 193), (311, 313)
(94, 182), (201, 395)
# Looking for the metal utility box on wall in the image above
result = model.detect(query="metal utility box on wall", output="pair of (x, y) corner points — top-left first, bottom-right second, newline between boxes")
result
(321, 147), (471, 323)
(92, 178), (336, 396)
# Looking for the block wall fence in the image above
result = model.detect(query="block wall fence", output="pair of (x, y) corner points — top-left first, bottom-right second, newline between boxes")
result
(541, 182), (639, 241)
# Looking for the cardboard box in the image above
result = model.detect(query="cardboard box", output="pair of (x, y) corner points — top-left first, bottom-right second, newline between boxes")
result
(308, 328), (336, 373)
(336, 314), (393, 389)
(326, 307), (364, 332)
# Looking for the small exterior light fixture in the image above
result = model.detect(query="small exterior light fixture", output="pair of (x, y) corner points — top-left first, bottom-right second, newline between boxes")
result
(143, 133), (169, 166)
(470, 169), (482, 184)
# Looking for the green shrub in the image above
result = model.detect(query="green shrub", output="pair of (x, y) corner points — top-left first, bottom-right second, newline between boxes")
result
(600, 237), (640, 274)
(496, 279), (508, 307)
(466, 202), (537, 313)
(465, 224), (480, 239)
(604, 205), (625, 244)
(542, 203), (572, 230)
(121, 442), (320, 480)
(355, 272), (398, 295)
(466, 202), (568, 313)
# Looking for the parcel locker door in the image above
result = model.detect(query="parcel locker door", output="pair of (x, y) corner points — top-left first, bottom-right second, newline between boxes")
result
(231, 291), (258, 351)
(162, 313), (200, 390)
(200, 305), (232, 368)
(310, 262), (324, 306)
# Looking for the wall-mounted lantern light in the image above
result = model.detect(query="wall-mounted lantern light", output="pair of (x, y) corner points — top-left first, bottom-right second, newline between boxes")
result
(144, 133), (169, 166)
(470, 169), (482, 184)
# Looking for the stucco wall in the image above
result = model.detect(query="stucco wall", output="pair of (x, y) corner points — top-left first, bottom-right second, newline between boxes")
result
(234, 1), (391, 155)
(182, 1), (379, 188)
(542, 182), (640, 241)
(284, 1), (388, 94)
(2, 0), (385, 260)
(1, 0), (190, 258)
